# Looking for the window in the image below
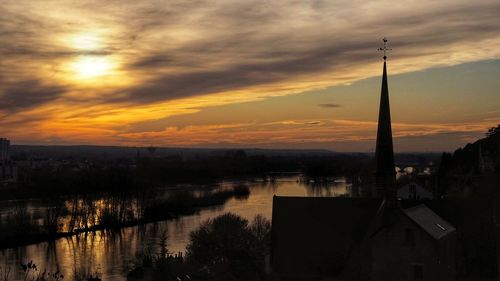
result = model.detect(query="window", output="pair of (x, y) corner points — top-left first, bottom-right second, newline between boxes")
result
(413, 264), (424, 280)
(405, 228), (415, 245)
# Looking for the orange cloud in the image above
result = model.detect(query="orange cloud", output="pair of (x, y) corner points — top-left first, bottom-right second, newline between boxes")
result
(113, 119), (493, 149)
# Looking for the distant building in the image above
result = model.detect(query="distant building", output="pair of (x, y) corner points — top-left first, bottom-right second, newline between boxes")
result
(0, 163), (17, 182)
(0, 138), (17, 183)
(0, 138), (10, 163)
(397, 182), (434, 200)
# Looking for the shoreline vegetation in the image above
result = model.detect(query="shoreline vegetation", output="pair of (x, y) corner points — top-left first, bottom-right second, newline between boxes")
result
(0, 212), (272, 281)
(0, 185), (250, 250)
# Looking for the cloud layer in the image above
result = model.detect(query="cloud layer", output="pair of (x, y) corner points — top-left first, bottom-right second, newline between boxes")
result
(1, 0), (500, 150)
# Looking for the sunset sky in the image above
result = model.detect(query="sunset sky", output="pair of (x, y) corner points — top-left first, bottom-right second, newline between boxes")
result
(1, 0), (499, 152)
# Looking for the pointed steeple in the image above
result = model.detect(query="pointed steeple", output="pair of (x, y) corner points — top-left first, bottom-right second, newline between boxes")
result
(375, 38), (396, 199)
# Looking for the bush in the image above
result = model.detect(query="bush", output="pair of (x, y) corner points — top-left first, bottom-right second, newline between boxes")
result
(186, 213), (271, 281)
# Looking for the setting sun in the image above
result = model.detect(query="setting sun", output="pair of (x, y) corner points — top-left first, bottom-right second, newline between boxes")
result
(71, 56), (115, 79)
(63, 32), (119, 80)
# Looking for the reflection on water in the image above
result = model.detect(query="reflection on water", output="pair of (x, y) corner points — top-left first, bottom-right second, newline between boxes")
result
(0, 177), (350, 281)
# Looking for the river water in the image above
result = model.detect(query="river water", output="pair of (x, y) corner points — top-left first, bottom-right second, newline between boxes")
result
(0, 177), (350, 281)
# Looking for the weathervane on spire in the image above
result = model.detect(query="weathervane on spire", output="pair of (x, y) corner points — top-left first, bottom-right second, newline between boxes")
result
(378, 37), (392, 61)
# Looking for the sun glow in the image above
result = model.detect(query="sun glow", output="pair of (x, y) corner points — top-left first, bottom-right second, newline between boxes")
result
(60, 31), (124, 81)
(71, 56), (115, 79)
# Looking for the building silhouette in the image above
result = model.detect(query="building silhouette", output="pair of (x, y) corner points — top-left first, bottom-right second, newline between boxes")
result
(270, 39), (498, 280)
(374, 58), (396, 198)
(0, 138), (10, 163)
(0, 138), (16, 182)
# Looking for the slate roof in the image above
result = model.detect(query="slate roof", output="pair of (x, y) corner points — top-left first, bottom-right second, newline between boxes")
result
(404, 204), (456, 240)
(271, 196), (383, 277)
(271, 197), (498, 279)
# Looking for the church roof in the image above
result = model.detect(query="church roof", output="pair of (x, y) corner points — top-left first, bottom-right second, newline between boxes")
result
(397, 183), (433, 199)
(404, 204), (456, 240)
(271, 196), (383, 277)
(271, 197), (498, 278)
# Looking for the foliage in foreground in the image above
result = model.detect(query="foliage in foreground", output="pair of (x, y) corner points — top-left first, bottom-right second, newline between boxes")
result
(129, 213), (271, 281)
(0, 261), (101, 281)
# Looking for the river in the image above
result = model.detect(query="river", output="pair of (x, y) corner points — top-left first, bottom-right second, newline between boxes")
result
(0, 176), (350, 281)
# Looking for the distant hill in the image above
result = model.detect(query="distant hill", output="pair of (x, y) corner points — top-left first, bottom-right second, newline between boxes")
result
(438, 125), (500, 198)
(10, 145), (336, 160)
(10, 144), (444, 162)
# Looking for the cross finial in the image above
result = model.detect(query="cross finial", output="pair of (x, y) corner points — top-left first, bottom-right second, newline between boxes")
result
(377, 37), (392, 61)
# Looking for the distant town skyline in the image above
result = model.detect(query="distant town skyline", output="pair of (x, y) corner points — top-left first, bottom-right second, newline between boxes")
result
(1, 0), (500, 152)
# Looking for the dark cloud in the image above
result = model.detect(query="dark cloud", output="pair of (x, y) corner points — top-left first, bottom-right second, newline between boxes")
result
(121, 69), (273, 103)
(318, 103), (342, 108)
(0, 80), (66, 112)
(111, 45), (372, 104)
(2, 0), (500, 113)
(130, 55), (175, 69)
(1, 46), (114, 57)
(109, 1), (500, 106)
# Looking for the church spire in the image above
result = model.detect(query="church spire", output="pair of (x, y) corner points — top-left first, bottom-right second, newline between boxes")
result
(375, 38), (396, 199)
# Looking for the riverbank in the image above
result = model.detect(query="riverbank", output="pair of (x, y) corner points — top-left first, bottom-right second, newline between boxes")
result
(1, 177), (349, 281)
(0, 185), (249, 250)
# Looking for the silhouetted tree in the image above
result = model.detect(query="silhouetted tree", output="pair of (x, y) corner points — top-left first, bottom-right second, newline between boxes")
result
(486, 124), (500, 138)
(186, 213), (270, 281)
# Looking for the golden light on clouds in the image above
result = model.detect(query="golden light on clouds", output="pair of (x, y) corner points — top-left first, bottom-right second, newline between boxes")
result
(69, 33), (103, 51)
(115, 119), (496, 148)
(1, 0), (500, 150)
